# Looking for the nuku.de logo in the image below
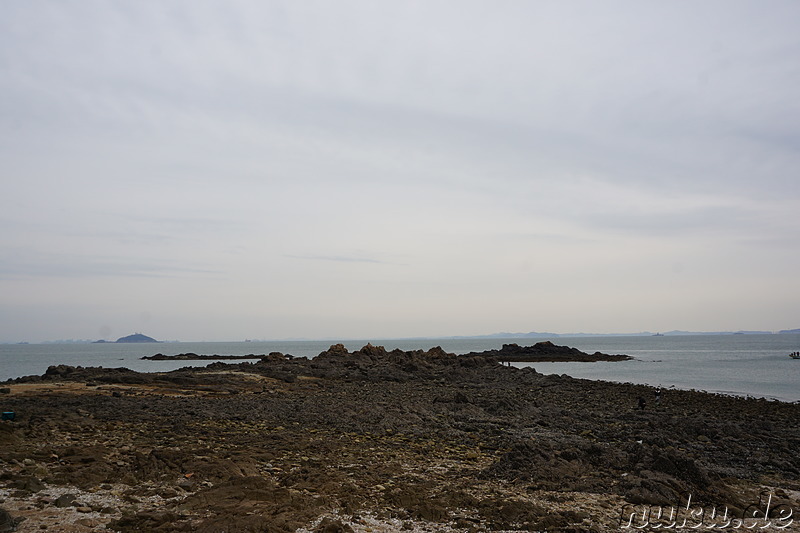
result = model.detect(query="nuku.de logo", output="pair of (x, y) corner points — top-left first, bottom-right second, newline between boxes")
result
(619, 492), (794, 530)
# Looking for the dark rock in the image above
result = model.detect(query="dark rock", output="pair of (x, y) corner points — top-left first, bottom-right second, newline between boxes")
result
(54, 493), (77, 508)
(142, 352), (266, 361)
(44, 365), (78, 378)
(0, 424), (16, 445)
(454, 392), (470, 404)
(107, 510), (180, 532)
(319, 343), (349, 357)
(0, 508), (24, 533)
(465, 341), (631, 362)
(10, 476), (45, 493)
(415, 501), (447, 522)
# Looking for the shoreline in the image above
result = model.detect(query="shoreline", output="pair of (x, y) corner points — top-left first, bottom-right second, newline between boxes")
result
(2, 335), (797, 403)
(1, 343), (799, 531)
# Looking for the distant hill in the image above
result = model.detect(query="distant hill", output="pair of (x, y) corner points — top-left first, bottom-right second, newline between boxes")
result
(458, 329), (781, 339)
(468, 331), (560, 339)
(115, 333), (159, 343)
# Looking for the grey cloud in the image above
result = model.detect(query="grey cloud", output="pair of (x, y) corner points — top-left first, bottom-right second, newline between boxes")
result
(508, 233), (596, 245)
(0, 249), (220, 280)
(286, 254), (393, 265)
(2, 1), (800, 339)
(579, 205), (762, 237)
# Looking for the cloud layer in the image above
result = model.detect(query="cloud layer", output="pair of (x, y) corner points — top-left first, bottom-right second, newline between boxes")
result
(2, 1), (799, 341)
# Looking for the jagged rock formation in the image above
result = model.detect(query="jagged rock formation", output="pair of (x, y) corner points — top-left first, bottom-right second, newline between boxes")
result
(464, 341), (632, 362)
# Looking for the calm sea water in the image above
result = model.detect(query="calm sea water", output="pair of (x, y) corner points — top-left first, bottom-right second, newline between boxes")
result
(1, 334), (799, 402)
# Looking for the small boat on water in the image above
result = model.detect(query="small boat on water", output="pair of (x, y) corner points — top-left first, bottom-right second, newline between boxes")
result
(790, 352), (800, 359)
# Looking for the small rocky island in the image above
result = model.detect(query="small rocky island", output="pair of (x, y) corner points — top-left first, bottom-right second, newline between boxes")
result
(465, 341), (632, 362)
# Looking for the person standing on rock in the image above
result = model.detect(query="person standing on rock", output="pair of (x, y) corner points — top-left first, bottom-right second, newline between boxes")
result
(655, 387), (662, 406)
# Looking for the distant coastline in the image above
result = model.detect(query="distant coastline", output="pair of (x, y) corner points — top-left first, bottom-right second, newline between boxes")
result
(442, 329), (798, 339)
(3, 328), (798, 345)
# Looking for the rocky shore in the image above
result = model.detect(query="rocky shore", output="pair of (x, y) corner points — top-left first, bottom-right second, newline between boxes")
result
(1, 343), (798, 532)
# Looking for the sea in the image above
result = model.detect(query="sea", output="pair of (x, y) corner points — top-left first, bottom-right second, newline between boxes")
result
(1, 334), (799, 403)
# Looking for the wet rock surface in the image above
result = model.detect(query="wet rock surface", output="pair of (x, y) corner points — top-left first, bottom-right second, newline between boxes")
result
(1, 343), (799, 531)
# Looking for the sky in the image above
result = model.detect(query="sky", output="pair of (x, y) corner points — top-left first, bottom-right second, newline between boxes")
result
(2, 1), (799, 342)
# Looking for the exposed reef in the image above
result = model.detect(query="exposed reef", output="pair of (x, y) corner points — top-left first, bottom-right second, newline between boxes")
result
(139, 341), (630, 364)
(464, 341), (632, 362)
(0, 343), (797, 532)
(142, 352), (278, 361)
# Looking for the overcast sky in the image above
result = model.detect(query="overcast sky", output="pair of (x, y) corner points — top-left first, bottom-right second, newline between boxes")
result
(2, 1), (799, 342)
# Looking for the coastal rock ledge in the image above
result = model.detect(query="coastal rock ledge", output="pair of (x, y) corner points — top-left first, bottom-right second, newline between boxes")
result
(465, 341), (632, 362)
(0, 342), (798, 531)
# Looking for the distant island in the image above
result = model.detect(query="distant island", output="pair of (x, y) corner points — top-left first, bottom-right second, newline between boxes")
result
(114, 333), (159, 343)
(19, 328), (799, 345)
(441, 329), (793, 339)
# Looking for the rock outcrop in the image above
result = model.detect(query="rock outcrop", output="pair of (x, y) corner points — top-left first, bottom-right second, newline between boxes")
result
(466, 341), (631, 362)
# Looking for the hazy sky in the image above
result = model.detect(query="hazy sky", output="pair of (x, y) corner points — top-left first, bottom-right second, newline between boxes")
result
(2, 1), (799, 342)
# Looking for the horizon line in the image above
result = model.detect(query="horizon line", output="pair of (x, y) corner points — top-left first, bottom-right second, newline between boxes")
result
(5, 328), (798, 345)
